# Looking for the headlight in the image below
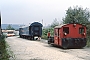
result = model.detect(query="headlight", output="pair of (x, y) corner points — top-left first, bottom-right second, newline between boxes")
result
(83, 33), (85, 35)
(64, 33), (67, 36)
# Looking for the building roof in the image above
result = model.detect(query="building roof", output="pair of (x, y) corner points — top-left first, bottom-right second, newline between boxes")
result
(2, 30), (15, 32)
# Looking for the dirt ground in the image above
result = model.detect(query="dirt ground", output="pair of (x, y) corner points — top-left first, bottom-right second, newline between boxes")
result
(6, 36), (90, 60)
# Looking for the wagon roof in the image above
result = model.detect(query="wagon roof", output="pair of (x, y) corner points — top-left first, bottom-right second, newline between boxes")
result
(19, 22), (43, 28)
(20, 25), (29, 28)
(54, 24), (67, 28)
(30, 22), (43, 27)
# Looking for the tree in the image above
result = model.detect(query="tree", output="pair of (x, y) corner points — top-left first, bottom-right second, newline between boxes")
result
(42, 18), (60, 39)
(6, 24), (15, 30)
(51, 18), (59, 28)
(63, 6), (90, 25)
(63, 6), (90, 47)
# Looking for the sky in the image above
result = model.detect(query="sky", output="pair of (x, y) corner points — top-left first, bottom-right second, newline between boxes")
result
(0, 0), (90, 26)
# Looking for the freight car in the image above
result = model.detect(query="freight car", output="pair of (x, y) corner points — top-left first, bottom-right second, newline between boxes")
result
(48, 23), (87, 48)
(19, 22), (43, 40)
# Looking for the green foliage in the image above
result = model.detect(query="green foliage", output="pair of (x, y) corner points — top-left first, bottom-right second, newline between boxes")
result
(42, 27), (54, 39)
(86, 23), (90, 47)
(51, 18), (59, 28)
(42, 19), (59, 39)
(87, 23), (90, 36)
(0, 35), (9, 60)
(42, 27), (50, 39)
(63, 6), (90, 25)
(6, 24), (15, 30)
(0, 35), (15, 60)
(87, 36), (90, 47)
(63, 6), (90, 47)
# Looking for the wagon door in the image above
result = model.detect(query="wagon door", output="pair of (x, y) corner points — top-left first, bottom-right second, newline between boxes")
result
(33, 26), (40, 36)
(54, 28), (60, 45)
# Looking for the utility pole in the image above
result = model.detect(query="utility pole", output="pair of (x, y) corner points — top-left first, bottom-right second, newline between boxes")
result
(0, 12), (1, 36)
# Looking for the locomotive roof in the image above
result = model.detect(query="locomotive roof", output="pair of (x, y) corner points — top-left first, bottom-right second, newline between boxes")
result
(30, 22), (43, 27)
(54, 23), (86, 28)
(54, 24), (67, 28)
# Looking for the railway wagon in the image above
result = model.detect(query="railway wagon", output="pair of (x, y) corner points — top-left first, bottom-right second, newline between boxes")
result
(48, 23), (87, 48)
(19, 22), (43, 40)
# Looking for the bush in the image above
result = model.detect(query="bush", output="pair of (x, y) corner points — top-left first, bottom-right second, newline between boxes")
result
(41, 35), (48, 40)
(0, 35), (13, 60)
(86, 36), (90, 47)
(0, 35), (10, 60)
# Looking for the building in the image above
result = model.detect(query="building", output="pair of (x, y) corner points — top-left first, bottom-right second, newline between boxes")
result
(2, 30), (15, 37)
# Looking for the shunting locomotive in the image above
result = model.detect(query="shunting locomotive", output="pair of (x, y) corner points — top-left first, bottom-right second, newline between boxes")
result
(48, 23), (87, 48)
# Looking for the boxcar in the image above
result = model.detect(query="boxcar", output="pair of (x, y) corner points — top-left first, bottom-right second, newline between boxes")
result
(48, 23), (87, 48)
(19, 22), (43, 40)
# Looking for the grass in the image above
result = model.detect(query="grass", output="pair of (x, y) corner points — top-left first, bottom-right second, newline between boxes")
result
(0, 35), (15, 60)
(86, 36), (90, 47)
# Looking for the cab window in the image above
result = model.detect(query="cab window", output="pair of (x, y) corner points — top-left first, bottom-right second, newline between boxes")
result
(63, 27), (69, 34)
(79, 27), (84, 34)
(54, 29), (58, 36)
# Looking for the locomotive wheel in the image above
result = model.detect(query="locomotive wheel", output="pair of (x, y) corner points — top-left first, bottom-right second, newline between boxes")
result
(34, 38), (37, 40)
(48, 41), (50, 44)
(31, 37), (34, 40)
(63, 43), (68, 49)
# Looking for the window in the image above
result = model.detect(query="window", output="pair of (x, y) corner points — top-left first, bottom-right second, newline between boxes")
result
(34, 27), (39, 31)
(8, 32), (14, 34)
(79, 27), (84, 34)
(63, 27), (69, 34)
(54, 29), (58, 36)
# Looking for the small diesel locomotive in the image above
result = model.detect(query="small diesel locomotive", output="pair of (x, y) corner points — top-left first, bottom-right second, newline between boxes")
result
(48, 23), (87, 48)
(19, 22), (43, 40)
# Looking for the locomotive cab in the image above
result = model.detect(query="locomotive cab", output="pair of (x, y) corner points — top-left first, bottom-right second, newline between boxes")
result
(48, 23), (87, 48)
